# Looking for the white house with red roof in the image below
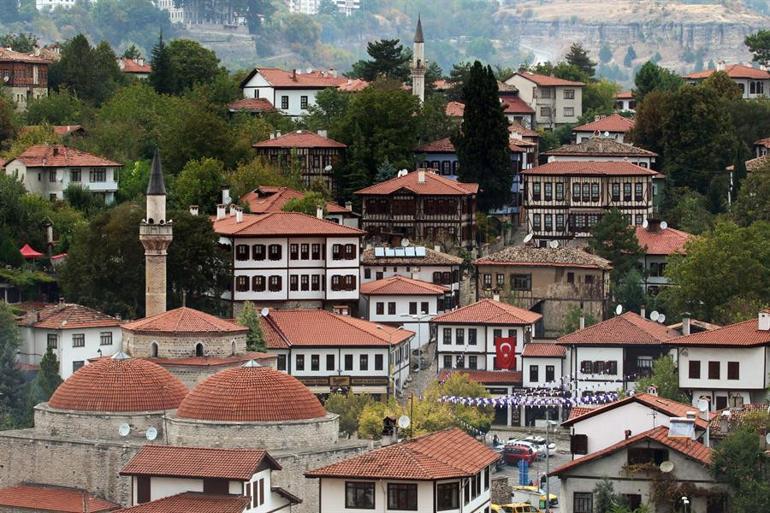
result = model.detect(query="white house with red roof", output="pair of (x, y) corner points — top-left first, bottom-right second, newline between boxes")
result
(0, 48), (50, 111)
(239, 67), (346, 117)
(572, 113), (635, 144)
(17, 302), (123, 378)
(635, 219), (692, 295)
(117, 57), (151, 79)
(259, 308), (413, 397)
(360, 275), (449, 351)
(240, 185), (358, 228)
(305, 428), (499, 513)
(120, 445), (299, 513)
(685, 62), (770, 99)
(4, 144), (121, 203)
(550, 425), (725, 513)
(212, 210), (365, 312)
(666, 310), (770, 410)
(521, 342), (567, 388)
(614, 91), (636, 112)
(505, 71), (585, 129)
(557, 311), (678, 394)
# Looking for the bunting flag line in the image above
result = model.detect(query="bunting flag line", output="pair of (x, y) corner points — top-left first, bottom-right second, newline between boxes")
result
(439, 391), (619, 409)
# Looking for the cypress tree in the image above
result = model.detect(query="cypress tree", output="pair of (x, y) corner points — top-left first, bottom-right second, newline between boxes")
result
(0, 303), (25, 427)
(452, 61), (512, 210)
(149, 31), (175, 95)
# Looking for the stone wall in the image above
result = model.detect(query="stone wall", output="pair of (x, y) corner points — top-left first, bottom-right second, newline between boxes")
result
(34, 404), (170, 443)
(123, 331), (247, 359)
(165, 413), (340, 451)
(490, 476), (512, 505)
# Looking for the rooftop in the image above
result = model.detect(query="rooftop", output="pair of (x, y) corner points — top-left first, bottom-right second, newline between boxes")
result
(501, 96), (535, 114)
(0, 484), (118, 513)
(558, 312), (677, 346)
(360, 275), (448, 296)
(475, 245), (612, 270)
(445, 101), (465, 117)
(635, 224), (692, 256)
(573, 113), (635, 133)
(305, 428), (499, 480)
(438, 369), (523, 385)
(19, 303), (121, 330)
(259, 309), (414, 349)
(508, 122), (539, 138)
(118, 57), (151, 74)
(118, 493), (249, 513)
(361, 246), (462, 266)
(337, 78), (369, 92)
(0, 47), (51, 64)
(252, 130), (346, 149)
(121, 307), (247, 335)
(121, 445), (279, 480)
(524, 160), (662, 177)
(543, 137), (657, 158)
(432, 298), (542, 325)
(521, 342), (567, 358)
(511, 70), (585, 87)
(227, 98), (276, 113)
(745, 154), (770, 172)
(244, 67), (346, 89)
(685, 63), (770, 80)
(615, 91), (634, 100)
(10, 144), (121, 168)
(415, 136), (529, 154)
(355, 169), (479, 196)
(239, 186), (351, 214)
(213, 211), (365, 237)
(666, 317), (770, 347)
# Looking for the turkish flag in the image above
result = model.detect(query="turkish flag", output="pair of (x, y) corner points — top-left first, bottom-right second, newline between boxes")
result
(495, 337), (516, 370)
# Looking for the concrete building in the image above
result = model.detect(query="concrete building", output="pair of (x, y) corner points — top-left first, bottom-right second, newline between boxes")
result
(500, 96), (536, 128)
(4, 144), (121, 203)
(572, 114), (635, 144)
(0, 48), (50, 111)
(685, 62), (770, 99)
(474, 246), (612, 338)
(286, 0), (360, 15)
(17, 303), (123, 379)
(239, 68), (346, 118)
(252, 131), (346, 192)
(240, 185), (358, 228)
(305, 428), (499, 513)
(259, 308), (413, 397)
(635, 220), (691, 296)
(614, 91), (636, 112)
(360, 275), (449, 350)
(411, 16), (425, 103)
(117, 57), (152, 79)
(505, 71), (585, 129)
(521, 342), (567, 389)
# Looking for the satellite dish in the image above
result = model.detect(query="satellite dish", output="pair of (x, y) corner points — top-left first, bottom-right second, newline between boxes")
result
(658, 314), (666, 324)
(397, 415), (411, 429)
(766, 433), (770, 445)
(324, 165), (333, 172)
(650, 311), (660, 321)
(660, 221), (668, 230)
(642, 219), (649, 229)
(659, 461), (674, 473)
(603, 131), (610, 137)
(260, 307), (269, 317)
(615, 304), (623, 316)
(2, 76), (9, 82)
(145, 427), (158, 441)
(401, 238), (410, 247)
(523, 233), (533, 244)
(118, 423), (130, 437)
(697, 399), (710, 413)
(548, 240), (559, 249)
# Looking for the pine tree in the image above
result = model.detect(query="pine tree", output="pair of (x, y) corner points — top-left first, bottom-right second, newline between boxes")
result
(588, 208), (642, 283)
(565, 42), (596, 79)
(21, 347), (63, 426)
(237, 301), (265, 351)
(0, 303), (25, 428)
(149, 32), (175, 95)
(375, 158), (397, 183)
(451, 61), (512, 210)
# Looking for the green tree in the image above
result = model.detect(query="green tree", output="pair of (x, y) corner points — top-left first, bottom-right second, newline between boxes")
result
(588, 208), (642, 282)
(565, 42), (596, 79)
(623, 46), (637, 68)
(0, 93), (18, 149)
(417, 94), (453, 145)
(633, 61), (683, 102)
(664, 189), (713, 235)
(149, 32), (175, 95)
(0, 303), (25, 427)
(122, 44), (141, 59)
(613, 269), (647, 314)
(712, 427), (770, 513)
(375, 158), (397, 183)
(304, 87), (351, 132)
(324, 392), (372, 437)
(166, 39), (223, 94)
(49, 34), (124, 106)
(745, 30), (770, 67)
(599, 43), (613, 63)
(452, 61), (511, 210)
(173, 158), (226, 214)
(733, 161), (770, 226)
(238, 301), (265, 351)
(635, 355), (687, 402)
(561, 306), (597, 336)
(117, 160), (151, 203)
(25, 90), (89, 126)
(227, 158), (298, 200)
(446, 61), (472, 101)
(22, 346), (63, 425)
(282, 191), (327, 216)
(594, 479), (618, 513)
(63, 184), (104, 216)
(349, 39), (411, 82)
(582, 79), (620, 118)
(0, 33), (37, 52)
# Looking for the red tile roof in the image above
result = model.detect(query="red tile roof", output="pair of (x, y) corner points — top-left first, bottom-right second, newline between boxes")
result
(19, 303), (121, 329)
(635, 225), (692, 256)
(523, 160), (661, 177)
(240, 186), (350, 214)
(415, 137), (455, 153)
(48, 356), (188, 412)
(259, 309), (414, 349)
(0, 484), (118, 513)
(522, 342), (566, 358)
(543, 138), (658, 158)
(754, 137), (770, 148)
(306, 428), (499, 480)
(501, 96), (535, 114)
(176, 364), (327, 422)
(122, 307), (247, 335)
(615, 91), (634, 100)
(11, 144), (120, 168)
(508, 122), (539, 138)
(475, 246), (612, 270)
(355, 169), (479, 196)
(227, 97), (276, 113)
(338, 78), (369, 92)
(121, 445), (279, 479)
(567, 406), (598, 420)
(550, 426), (711, 476)
(558, 312), (677, 346)
(445, 101), (465, 117)
(745, 154), (770, 172)
(685, 63), (770, 80)
(666, 318), (770, 347)
(562, 393), (709, 429)
(253, 130), (346, 149)
(148, 351), (276, 368)
(118, 57), (151, 74)
(118, 493), (249, 513)
(432, 299), (542, 325)
(438, 369), (523, 385)
(212, 211), (365, 236)
(360, 275), (448, 296)
(573, 114), (635, 133)
(0, 47), (51, 64)
(512, 71), (585, 87)
(250, 67), (347, 88)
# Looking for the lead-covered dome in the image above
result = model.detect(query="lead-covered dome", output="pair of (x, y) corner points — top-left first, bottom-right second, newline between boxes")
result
(48, 354), (188, 412)
(176, 362), (327, 422)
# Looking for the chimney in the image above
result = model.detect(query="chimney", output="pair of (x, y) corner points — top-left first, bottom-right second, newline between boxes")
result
(58, 297), (65, 305)
(647, 219), (661, 232)
(579, 315), (585, 330)
(221, 186), (231, 205)
(292, 69), (297, 80)
(759, 310), (770, 331)
(317, 129), (328, 138)
(345, 201), (352, 211)
(716, 60), (726, 72)
(189, 205), (199, 216)
(138, 57), (144, 67)
(229, 205), (237, 217)
(417, 170), (426, 183)
(329, 68), (337, 78)
(640, 306), (646, 319)
(682, 313), (691, 336)
(235, 207), (243, 223)
(316, 207), (324, 219)
(216, 204), (226, 220)
(276, 131), (282, 138)
(686, 411), (697, 420)
(269, 132), (275, 140)
(53, 146), (59, 156)
(492, 294), (500, 302)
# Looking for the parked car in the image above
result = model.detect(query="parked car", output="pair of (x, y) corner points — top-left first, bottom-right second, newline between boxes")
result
(491, 503), (542, 513)
(511, 485), (558, 508)
(522, 435), (557, 457)
(502, 445), (537, 465)
(505, 439), (544, 459)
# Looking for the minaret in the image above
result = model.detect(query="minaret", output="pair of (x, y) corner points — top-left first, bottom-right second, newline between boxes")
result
(139, 149), (172, 318)
(411, 15), (425, 103)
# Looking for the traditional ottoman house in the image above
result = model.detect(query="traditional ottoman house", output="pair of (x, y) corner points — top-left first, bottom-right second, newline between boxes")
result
(239, 68), (346, 118)
(614, 91), (636, 112)
(635, 219), (691, 296)
(572, 113), (635, 144)
(543, 137), (657, 168)
(684, 62), (770, 99)
(240, 185), (358, 228)
(0, 47), (50, 111)
(117, 57), (151, 79)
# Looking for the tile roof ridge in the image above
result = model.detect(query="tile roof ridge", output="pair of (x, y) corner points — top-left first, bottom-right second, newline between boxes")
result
(668, 317), (759, 342)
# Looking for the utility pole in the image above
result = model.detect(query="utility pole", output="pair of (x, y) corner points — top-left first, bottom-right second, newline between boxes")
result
(545, 410), (551, 513)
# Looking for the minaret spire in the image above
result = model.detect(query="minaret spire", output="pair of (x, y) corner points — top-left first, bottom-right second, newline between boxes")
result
(411, 15), (425, 103)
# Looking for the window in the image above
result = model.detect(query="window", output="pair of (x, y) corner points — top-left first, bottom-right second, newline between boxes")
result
(591, 183), (600, 202)
(433, 271), (442, 284)
(420, 302), (429, 314)
(544, 214), (553, 231)
(540, 106), (551, 117)
(496, 273), (505, 287)
(375, 354), (383, 370)
(574, 492), (593, 513)
(360, 354), (368, 371)
(708, 361), (720, 379)
(308, 354), (319, 371)
(409, 302), (417, 315)
(635, 214), (643, 226)
(72, 360), (84, 373)
(689, 360), (701, 379)
(511, 273), (531, 291)
(532, 214), (541, 231)
(529, 365), (539, 382)
(252, 276), (266, 292)
(387, 483), (417, 510)
(344, 244), (356, 260)
(100, 332), (113, 346)
(546, 365), (555, 382)
(300, 244), (309, 260)
(71, 169), (81, 182)
(635, 182), (643, 201)
(606, 361), (618, 375)
(544, 182), (552, 201)
(290, 275), (299, 291)
(572, 182), (581, 202)
(89, 169), (106, 182)
(582, 182), (590, 202)
(556, 214), (565, 231)
(483, 273), (492, 288)
(252, 244), (266, 260)
(281, 95), (289, 109)
(571, 434), (588, 455)
(443, 355), (452, 368)
(623, 182), (632, 201)
(277, 354), (287, 371)
(727, 361), (740, 380)
(344, 354), (353, 371)
(532, 182), (541, 201)
(312, 243), (321, 260)
(436, 483), (459, 511)
(564, 106), (575, 117)
(345, 482), (375, 509)
(468, 355), (477, 369)
(376, 302), (384, 315)
(628, 448), (669, 465)
(268, 276), (282, 291)
(564, 88), (575, 99)
(468, 329), (477, 345)
(332, 244), (342, 260)
(300, 95), (308, 109)
(236, 244), (249, 261)
(236, 275), (249, 292)
(580, 360), (592, 373)
(301, 275), (309, 291)
(68, 333), (85, 348)
(295, 354), (305, 371)
(611, 182), (620, 201)
(555, 182), (564, 201)
(290, 244), (298, 260)
(268, 244), (282, 260)
(455, 328), (464, 345)
(388, 302), (396, 315)
(443, 328), (452, 344)
(311, 275), (321, 291)
(456, 355), (465, 368)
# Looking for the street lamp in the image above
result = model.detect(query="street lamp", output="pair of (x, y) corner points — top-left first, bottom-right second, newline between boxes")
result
(681, 496), (690, 513)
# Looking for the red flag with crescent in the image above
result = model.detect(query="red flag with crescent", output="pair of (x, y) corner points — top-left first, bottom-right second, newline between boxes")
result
(495, 337), (516, 370)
